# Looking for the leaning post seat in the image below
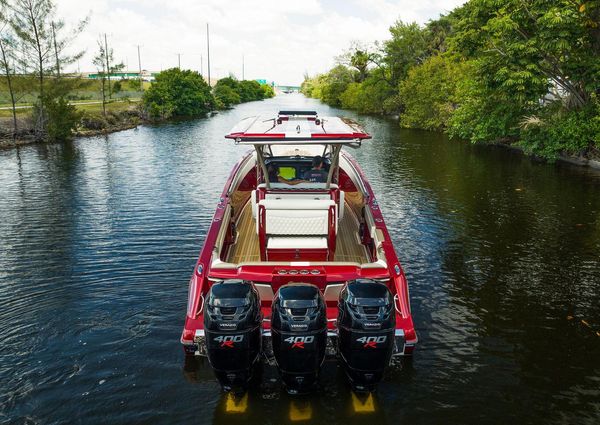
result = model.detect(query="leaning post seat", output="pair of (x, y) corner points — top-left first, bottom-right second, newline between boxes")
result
(251, 183), (345, 220)
(257, 198), (337, 261)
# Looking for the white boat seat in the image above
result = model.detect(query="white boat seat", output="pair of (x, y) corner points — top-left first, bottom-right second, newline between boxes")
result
(266, 209), (329, 235)
(255, 185), (344, 220)
(253, 193), (344, 219)
(267, 237), (328, 249)
(266, 192), (344, 219)
(256, 197), (338, 261)
(257, 199), (335, 235)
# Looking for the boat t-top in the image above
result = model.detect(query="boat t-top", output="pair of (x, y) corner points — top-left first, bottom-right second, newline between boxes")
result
(181, 110), (417, 393)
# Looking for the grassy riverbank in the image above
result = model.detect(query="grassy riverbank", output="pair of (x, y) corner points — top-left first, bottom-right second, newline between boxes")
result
(0, 100), (142, 149)
(301, 0), (600, 163)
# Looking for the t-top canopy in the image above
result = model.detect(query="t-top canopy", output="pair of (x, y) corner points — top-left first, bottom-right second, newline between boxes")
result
(225, 111), (371, 144)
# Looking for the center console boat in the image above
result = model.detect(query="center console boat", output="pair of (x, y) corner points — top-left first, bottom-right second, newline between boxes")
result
(181, 110), (417, 393)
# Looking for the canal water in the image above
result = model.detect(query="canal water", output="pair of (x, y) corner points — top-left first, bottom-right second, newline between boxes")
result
(1, 94), (599, 424)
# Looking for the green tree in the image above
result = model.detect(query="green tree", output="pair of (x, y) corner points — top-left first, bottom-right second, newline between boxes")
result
(212, 78), (273, 108)
(300, 73), (320, 97)
(320, 65), (353, 106)
(0, 26), (21, 136)
(301, 1), (600, 160)
(241, 80), (264, 101)
(142, 68), (213, 120)
(2, 0), (87, 139)
(128, 78), (142, 91)
(384, 21), (429, 86)
(340, 82), (362, 110)
(213, 83), (240, 109)
(336, 42), (378, 82)
(447, 0), (600, 157)
(448, 74), (526, 144)
(518, 100), (600, 158)
(399, 56), (470, 131)
(92, 38), (123, 117)
(40, 83), (81, 141)
(424, 15), (455, 55)
(214, 76), (240, 92)
(261, 83), (275, 98)
(450, 0), (599, 108)
(358, 67), (399, 114)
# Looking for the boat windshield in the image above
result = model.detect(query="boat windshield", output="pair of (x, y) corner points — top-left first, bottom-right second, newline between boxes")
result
(264, 155), (332, 187)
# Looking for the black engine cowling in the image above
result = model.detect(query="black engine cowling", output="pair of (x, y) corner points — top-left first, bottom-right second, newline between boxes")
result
(204, 280), (261, 392)
(338, 279), (395, 392)
(271, 283), (327, 394)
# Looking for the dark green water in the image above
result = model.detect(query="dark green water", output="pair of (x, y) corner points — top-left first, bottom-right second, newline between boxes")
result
(1, 94), (599, 424)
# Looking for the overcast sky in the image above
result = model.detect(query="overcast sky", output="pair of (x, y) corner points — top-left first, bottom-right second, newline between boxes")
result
(56, 0), (466, 85)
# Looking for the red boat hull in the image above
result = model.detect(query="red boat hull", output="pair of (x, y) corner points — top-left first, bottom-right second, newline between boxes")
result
(181, 150), (417, 355)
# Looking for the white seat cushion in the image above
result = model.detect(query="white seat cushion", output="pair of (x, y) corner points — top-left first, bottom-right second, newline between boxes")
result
(258, 183), (338, 190)
(256, 198), (337, 236)
(259, 198), (334, 210)
(266, 209), (329, 235)
(265, 193), (331, 201)
(267, 237), (328, 249)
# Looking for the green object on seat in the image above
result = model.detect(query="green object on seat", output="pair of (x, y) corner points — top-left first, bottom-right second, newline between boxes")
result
(279, 166), (296, 180)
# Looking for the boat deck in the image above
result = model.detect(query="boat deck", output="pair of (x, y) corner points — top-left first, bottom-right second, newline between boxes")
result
(226, 200), (369, 264)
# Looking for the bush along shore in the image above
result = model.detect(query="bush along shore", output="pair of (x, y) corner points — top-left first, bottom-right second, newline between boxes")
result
(0, 70), (275, 150)
(300, 0), (600, 165)
(0, 103), (140, 149)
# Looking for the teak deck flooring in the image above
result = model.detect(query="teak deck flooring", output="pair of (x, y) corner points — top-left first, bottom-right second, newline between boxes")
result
(226, 200), (369, 264)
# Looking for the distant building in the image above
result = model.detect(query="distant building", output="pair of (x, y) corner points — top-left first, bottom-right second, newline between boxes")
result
(256, 79), (275, 86)
(82, 70), (157, 81)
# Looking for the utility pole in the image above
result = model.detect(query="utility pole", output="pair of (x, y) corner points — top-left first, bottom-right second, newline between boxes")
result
(136, 45), (142, 73)
(136, 44), (142, 83)
(200, 54), (203, 77)
(242, 54), (244, 80)
(206, 23), (211, 86)
(177, 53), (181, 69)
(104, 33), (112, 99)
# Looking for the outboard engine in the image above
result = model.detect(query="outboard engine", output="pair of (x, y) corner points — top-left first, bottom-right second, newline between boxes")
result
(338, 279), (395, 392)
(271, 284), (327, 394)
(204, 280), (261, 392)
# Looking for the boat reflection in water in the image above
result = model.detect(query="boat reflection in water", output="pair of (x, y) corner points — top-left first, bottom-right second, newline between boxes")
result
(183, 356), (408, 425)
